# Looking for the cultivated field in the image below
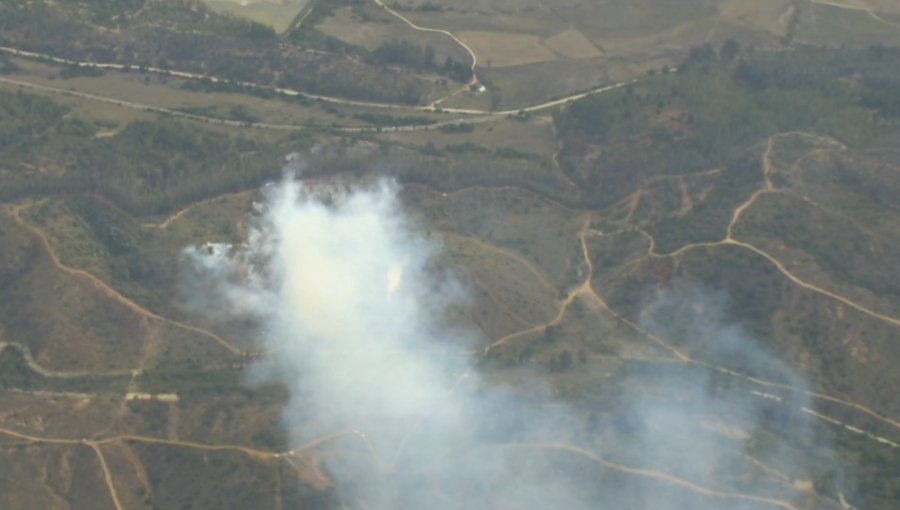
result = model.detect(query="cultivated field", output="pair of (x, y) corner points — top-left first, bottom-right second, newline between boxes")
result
(204, 0), (311, 32)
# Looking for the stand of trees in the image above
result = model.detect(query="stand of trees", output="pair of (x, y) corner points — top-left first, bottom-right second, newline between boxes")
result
(0, 89), (293, 216)
(366, 39), (473, 82)
(0, 0), (453, 105)
(557, 43), (900, 209)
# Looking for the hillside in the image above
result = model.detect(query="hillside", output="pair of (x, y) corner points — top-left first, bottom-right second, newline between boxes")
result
(1, 1), (899, 509)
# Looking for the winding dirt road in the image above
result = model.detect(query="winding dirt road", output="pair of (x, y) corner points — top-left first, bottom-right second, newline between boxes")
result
(0, 44), (634, 123)
(142, 189), (257, 230)
(8, 201), (247, 356)
(372, 0), (478, 84)
(469, 140), (900, 447)
(503, 442), (804, 510)
(89, 443), (125, 510)
(0, 424), (384, 510)
(0, 341), (133, 378)
(632, 133), (900, 434)
(808, 0), (900, 28)
(643, 133), (900, 330)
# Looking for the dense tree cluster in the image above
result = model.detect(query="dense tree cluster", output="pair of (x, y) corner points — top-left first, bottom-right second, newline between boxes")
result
(0, 0), (461, 105)
(366, 40), (472, 82)
(0, 89), (292, 215)
(0, 91), (68, 150)
(557, 43), (900, 208)
(0, 54), (19, 74)
(368, 40), (437, 71)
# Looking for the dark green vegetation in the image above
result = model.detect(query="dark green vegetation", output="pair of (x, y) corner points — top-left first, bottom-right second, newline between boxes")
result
(365, 39), (473, 83)
(0, 53), (18, 74)
(286, 0), (473, 82)
(128, 441), (333, 510)
(557, 44), (900, 209)
(0, 1), (899, 508)
(0, 0), (465, 105)
(0, 344), (131, 393)
(0, 91), (287, 214)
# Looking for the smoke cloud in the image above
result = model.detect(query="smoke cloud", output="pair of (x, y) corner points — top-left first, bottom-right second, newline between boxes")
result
(184, 173), (851, 510)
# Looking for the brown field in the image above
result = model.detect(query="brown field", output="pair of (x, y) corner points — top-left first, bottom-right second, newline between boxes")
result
(204, 0), (310, 33)
(391, 6), (567, 37)
(543, 29), (605, 60)
(458, 30), (558, 67)
(317, 7), (403, 50)
(716, 0), (795, 36)
(383, 0), (797, 108)
(316, 5), (471, 63)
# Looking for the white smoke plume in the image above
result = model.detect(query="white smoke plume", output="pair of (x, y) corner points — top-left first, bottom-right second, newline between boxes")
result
(184, 174), (853, 510)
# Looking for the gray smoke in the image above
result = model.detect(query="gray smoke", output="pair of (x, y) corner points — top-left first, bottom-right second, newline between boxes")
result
(184, 174), (851, 510)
